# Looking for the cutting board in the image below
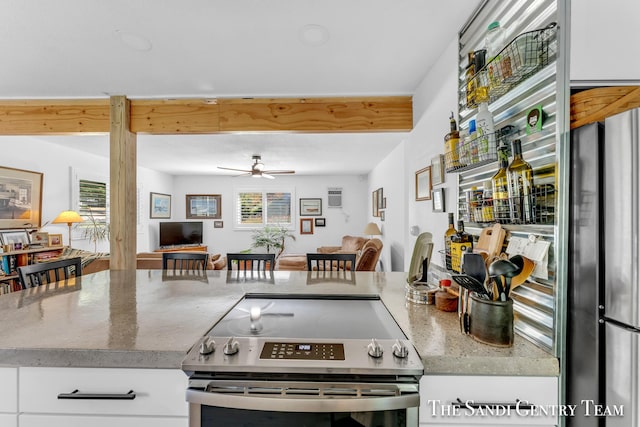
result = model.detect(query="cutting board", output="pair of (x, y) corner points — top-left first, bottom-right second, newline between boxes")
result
(474, 223), (506, 261)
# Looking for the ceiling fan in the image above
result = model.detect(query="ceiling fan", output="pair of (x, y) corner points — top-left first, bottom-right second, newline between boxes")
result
(217, 155), (296, 179)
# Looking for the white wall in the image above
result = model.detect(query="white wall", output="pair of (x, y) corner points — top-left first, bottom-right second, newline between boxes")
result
(368, 35), (460, 272)
(1, 136), (174, 253)
(172, 174), (369, 255)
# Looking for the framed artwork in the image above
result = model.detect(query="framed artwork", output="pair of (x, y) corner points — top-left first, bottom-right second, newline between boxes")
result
(300, 198), (322, 216)
(432, 188), (445, 213)
(186, 194), (222, 219)
(315, 218), (326, 227)
(150, 192), (171, 219)
(377, 188), (384, 209)
(31, 231), (49, 246)
(431, 155), (445, 186)
(48, 233), (63, 247)
(300, 218), (314, 234)
(415, 166), (432, 201)
(372, 190), (379, 217)
(383, 197), (387, 209)
(0, 230), (30, 246)
(380, 210), (385, 221)
(0, 166), (43, 229)
(213, 220), (224, 228)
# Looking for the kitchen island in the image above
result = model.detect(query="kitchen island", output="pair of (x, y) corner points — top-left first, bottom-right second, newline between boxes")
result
(0, 269), (557, 376)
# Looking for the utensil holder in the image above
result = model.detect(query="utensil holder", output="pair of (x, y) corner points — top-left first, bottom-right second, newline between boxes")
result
(468, 293), (514, 347)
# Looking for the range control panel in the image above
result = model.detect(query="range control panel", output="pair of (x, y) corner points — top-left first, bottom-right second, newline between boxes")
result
(260, 342), (345, 360)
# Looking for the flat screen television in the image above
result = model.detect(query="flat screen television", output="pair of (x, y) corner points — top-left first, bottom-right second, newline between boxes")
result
(159, 221), (203, 247)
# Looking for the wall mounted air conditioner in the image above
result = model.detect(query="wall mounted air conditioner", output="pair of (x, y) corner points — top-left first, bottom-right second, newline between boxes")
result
(327, 188), (342, 208)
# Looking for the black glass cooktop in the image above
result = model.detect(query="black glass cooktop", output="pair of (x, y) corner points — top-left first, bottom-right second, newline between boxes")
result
(207, 294), (406, 340)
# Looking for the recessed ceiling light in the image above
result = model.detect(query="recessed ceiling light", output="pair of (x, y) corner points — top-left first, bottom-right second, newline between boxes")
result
(299, 24), (329, 46)
(113, 29), (153, 52)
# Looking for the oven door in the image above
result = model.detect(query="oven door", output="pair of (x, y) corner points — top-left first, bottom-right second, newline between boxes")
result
(187, 379), (420, 427)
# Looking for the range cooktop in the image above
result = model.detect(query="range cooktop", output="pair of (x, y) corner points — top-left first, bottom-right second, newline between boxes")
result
(182, 294), (424, 376)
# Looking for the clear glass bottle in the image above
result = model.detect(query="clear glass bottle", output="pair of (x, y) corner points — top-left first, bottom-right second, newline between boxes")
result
(491, 146), (510, 223)
(486, 21), (506, 89)
(475, 101), (495, 162)
(444, 213), (457, 271)
(506, 139), (535, 224)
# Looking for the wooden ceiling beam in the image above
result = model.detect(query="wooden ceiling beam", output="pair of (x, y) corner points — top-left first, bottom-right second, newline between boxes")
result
(0, 96), (412, 135)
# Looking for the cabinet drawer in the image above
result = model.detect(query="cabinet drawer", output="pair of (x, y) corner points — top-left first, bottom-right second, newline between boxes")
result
(420, 375), (558, 425)
(19, 367), (188, 417)
(0, 414), (17, 427)
(20, 414), (187, 427)
(0, 368), (17, 413)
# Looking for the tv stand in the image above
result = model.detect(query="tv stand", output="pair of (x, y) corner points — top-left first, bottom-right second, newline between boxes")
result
(154, 245), (207, 253)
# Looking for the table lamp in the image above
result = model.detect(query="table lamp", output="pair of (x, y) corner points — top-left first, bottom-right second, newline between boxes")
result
(52, 210), (84, 247)
(363, 222), (382, 239)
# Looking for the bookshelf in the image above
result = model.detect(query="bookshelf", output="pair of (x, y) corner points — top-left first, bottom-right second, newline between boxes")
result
(0, 246), (65, 294)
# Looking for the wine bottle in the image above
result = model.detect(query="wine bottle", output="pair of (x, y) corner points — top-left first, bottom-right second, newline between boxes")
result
(450, 220), (473, 273)
(491, 146), (510, 223)
(444, 213), (457, 270)
(507, 139), (535, 224)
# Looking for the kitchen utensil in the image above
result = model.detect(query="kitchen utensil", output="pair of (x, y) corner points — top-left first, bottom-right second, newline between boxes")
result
(451, 274), (490, 298)
(474, 224), (506, 262)
(462, 253), (490, 299)
(488, 259), (519, 301)
(509, 255), (535, 292)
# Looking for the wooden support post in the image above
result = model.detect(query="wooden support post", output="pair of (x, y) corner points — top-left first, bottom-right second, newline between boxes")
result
(109, 96), (137, 270)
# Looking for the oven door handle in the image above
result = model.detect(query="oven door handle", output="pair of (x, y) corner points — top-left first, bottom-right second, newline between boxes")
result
(186, 389), (419, 413)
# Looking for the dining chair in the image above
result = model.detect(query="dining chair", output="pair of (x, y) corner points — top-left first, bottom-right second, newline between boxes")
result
(162, 252), (209, 272)
(18, 257), (82, 289)
(306, 253), (356, 271)
(226, 253), (275, 272)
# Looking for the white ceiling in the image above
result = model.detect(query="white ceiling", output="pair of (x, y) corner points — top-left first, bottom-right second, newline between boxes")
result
(4, 0), (479, 175)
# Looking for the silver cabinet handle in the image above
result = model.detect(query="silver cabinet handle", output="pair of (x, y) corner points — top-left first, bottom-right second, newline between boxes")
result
(57, 389), (136, 400)
(186, 389), (418, 413)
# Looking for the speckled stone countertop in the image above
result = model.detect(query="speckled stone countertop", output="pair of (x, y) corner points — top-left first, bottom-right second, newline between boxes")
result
(0, 270), (558, 376)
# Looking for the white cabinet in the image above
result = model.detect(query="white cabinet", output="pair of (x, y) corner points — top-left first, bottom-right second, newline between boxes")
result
(0, 367), (17, 427)
(19, 367), (188, 425)
(420, 375), (558, 426)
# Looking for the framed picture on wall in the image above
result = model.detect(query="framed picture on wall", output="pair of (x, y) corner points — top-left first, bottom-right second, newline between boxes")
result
(431, 155), (445, 186)
(300, 198), (322, 216)
(186, 194), (222, 219)
(315, 218), (326, 227)
(300, 218), (314, 234)
(150, 192), (171, 219)
(432, 188), (445, 213)
(0, 166), (43, 229)
(372, 190), (379, 217)
(415, 166), (432, 201)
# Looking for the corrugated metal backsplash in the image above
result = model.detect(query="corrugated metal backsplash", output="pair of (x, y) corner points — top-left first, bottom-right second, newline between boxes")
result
(455, 0), (559, 352)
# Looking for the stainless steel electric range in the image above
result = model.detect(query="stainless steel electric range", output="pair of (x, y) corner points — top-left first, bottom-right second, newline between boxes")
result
(182, 294), (424, 427)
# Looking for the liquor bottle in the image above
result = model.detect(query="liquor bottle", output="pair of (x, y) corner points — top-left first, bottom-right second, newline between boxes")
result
(507, 139), (535, 224)
(482, 180), (494, 222)
(491, 146), (510, 223)
(444, 112), (460, 170)
(450, 220), (473, 273)
(465, 51), (477, 108)
(444, 213), (457, 270)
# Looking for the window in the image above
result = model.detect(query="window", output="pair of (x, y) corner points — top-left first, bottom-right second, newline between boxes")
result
(78, 178), (109, 228)
(235, 188), (294, 229)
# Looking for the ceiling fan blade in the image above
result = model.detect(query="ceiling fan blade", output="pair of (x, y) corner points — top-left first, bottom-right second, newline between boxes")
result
(263, 170), (296, 174)
(218, 166), (251, 172)
(261, 173), (276, 179)
(233, 172), (252, 178)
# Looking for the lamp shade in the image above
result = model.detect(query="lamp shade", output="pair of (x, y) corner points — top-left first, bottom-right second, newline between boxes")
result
(363, 222), (382, 236)
(52, 210), (84, 225)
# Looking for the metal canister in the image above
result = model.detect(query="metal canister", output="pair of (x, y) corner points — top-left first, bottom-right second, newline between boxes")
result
(405, 282), (438, 305)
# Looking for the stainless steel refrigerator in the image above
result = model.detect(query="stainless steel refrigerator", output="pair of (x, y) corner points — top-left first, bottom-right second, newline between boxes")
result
(568, 108), (640, 426)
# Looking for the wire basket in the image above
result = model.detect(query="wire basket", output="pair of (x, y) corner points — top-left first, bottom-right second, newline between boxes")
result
(445, 125), (517, 173)
(463, 23), (557, 107)
(491, 183), (556, 225)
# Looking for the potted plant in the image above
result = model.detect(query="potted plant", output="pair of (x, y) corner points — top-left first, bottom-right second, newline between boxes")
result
(250, 224), (296, 260)
(80, 208), (109, 252)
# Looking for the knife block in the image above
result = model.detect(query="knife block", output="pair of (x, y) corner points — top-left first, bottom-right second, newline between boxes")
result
(467, 293), (514, 347)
